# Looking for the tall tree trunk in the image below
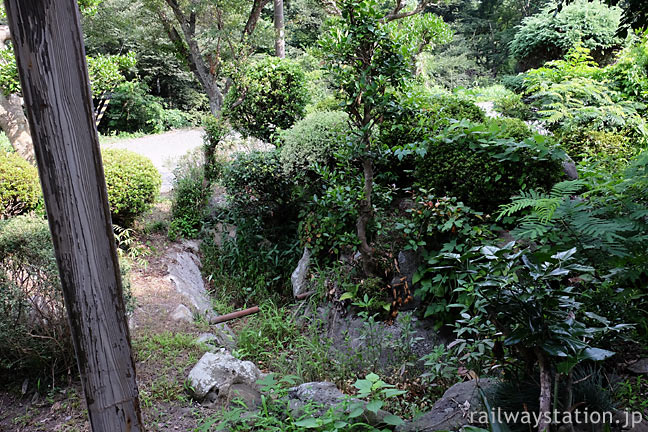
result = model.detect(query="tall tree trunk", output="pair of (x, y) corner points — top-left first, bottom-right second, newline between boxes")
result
(0, 92), (34, 163)
(535, 348), (552, 432)
(357, 156), (375, 276)
(274, 0), (285, 58)
(4, 1), (144, 430)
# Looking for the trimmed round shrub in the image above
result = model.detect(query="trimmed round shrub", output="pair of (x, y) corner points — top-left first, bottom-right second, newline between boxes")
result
(279, 110), (350, 176)
(102, 148), (161, 226)
(560, 130), (638, 162)
(485, 117), (533, 141)
(415, 127), (563, 213)
(510, 0), (622, 70)
(224, 57), (309, 142)
(223, 151), (297, 233)
(0, 151), (41, 219)
(0, 215), (133, 376)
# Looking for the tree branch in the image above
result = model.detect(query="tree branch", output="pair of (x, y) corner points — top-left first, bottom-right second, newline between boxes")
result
(242, 0), (272, 41)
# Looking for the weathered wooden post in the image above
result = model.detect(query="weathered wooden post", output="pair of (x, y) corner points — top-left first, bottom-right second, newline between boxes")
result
(3, 1), (144, 430)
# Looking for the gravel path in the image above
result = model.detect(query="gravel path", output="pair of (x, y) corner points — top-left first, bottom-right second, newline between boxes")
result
(103, 128), (204, 193)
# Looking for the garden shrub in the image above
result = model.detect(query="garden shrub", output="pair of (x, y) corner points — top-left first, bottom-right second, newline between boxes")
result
(100, 81), (167, 134)
(0, 151), (41, 219)
(169, 152), (211, 240)
(485, 116), (533, 141)
(224, 57), (309, 142)
(510, 0), (622, 70)
(415, 122), (564, 213)
(0, 215), (133, 376)
(102, 148), (161, 226)
(203, 151), (302, 303)
(279, 110), (350, 176)
(560, 130), (637, 163)
(202, 115), (230, 181)
(494, 92), (532, 120)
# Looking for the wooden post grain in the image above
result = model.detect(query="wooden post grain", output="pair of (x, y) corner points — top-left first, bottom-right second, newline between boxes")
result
(3, 1), (144, 430)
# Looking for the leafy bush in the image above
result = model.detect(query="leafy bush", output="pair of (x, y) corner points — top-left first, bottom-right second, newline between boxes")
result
(279, 110), (350, 176)
(485, 116), (533, 141)
(222, 151), (297, 233)
(494, 92), (532, 120)
(605, 31), (648, 103)
(102, 148), (161, 226)
(100, 81), (167, 134)
(560, 130), (637, 163)
(381, 89), (485, 152)
(0, 151), (41, 219)
(202, 115), (230, 181)
(169, 153), (211, 240)
(224, 57), (309, 141)
(521, 47), (647, 142)
(510, 0), (622, 69)
(0, 215), (133, 376)
(414, 121), (564, 213)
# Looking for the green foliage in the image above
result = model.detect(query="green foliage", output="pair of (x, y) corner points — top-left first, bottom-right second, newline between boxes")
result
(0, 151), (41, 219)
(0, 215), (69, 375)
(614, 376), (648, 415)
(418, 44), (492, 90)
(381, 90), (485, 158)
(87, 52), (136, 96)
(0, 215), (133, 376)
(169, 154), (210, 240)
(413, 121), (564, 213)
(604, 30), (648, 103)
(224, 57), (309, 142)
(102, 148), (161, 226)
(498, 155), (648, 339)
(510, 0), (622, 69)
(0, 49), (135, 98)
(484, 117), (533, 141)
(493, 93), (532, 121)
(520, 46), (647, 147)
(199, 373), (403, 431)
(279, 111), (350, 177)
(223, 151), (297, 230)
(202, 115), (230, 181)
(559, 130), (637, 164)
(100, 81), (167, 134)
(204, 150), (302, 303)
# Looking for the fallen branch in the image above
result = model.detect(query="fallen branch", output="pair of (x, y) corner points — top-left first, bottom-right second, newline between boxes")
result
(210, 306), (260, 324)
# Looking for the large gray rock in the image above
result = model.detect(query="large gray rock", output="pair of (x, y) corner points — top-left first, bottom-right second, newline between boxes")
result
(289, 381), (392, 427)
(312, 306), (439, 373)
(167, 242), (215, 321)
(170, 304), (193, 323)
(397, 379), (497, 432)
(627, 358), (648, 375)
(187, 349), (262, 402)
(196, 324), (237, 351)
(291, 247), (312, 297)
(562, 159), (579, 180)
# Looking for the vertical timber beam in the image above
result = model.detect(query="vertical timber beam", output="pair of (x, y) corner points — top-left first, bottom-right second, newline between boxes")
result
(3, 1), (144, 431)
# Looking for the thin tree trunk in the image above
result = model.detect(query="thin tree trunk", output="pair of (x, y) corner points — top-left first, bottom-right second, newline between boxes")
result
(357, 156), (375, 276)
(0, 92), (34, 163)
(4, 1), (144, 430)
(535, 348), (552, 432)
(274, 0), (285, 58)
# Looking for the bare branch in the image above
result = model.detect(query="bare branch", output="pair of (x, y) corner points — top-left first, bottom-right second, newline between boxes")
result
(319, 0), (341, 16)
(383, 0), (436, 22)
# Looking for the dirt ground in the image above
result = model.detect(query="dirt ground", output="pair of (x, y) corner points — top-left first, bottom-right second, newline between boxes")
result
(0, 203), (220, 432)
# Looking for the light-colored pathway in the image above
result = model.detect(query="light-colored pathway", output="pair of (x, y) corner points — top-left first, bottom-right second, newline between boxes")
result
(103, 128), (204, 193)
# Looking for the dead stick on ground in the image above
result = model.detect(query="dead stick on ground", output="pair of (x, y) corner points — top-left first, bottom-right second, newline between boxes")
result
(210, 306), (260, 324)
